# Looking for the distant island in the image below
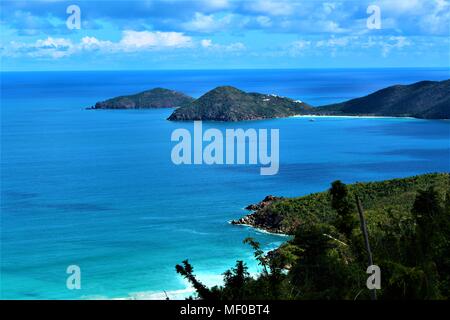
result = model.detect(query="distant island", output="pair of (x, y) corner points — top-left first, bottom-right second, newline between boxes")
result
(89, 88), (194, 109)
(167, 86), (312, 121)
(313, 79), (450, 119)
(88, 80), (449, 120)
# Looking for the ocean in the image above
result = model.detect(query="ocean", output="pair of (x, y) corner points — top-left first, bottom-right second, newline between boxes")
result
(1, 68), (449, 299)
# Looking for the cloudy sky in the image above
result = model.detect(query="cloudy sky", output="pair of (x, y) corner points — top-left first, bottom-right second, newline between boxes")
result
(1, 0), (449, 71)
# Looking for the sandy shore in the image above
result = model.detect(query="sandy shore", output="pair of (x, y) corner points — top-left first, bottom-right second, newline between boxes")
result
(290, 114), (416, 119)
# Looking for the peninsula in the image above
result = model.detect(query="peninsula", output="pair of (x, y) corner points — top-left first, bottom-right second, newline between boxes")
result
(231, 173), (450, 234)
(313, 79), (450, 119)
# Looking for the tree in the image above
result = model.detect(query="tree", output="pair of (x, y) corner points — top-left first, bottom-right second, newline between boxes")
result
(175, 260), (218, 300)
(329, 180), (357, 238)
(412, 187), (444, 259)
(409, 187), (446, 298)
(243, 237), (288, 299)
(243, 237), (268, 275)
(222, 260), (250, 300)
(290, 222), (360, 299)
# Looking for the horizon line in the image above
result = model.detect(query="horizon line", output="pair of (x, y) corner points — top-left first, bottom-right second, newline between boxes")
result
(2, 66), (450, 73)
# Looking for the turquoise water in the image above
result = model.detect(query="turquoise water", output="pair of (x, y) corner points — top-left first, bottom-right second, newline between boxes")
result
(1, 69), (449, 299)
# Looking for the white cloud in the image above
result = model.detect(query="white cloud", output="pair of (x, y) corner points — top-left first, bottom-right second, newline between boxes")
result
(203, 0), (230, 11)
(3, 30), (249, 59)
(378, 0), (450, 36)
(316, 36), (353, 48)
(225, 42), (246, 51)
(182, 13), (216, 32)
(322, 2), (337, 15)
(256, 16), (272, 27)
(200, 39), (246, 52)
(34, 37), (72, 50)
(3, 30), (194, 58)
(5, 37), (75, 59)
(119, 31), (193, 50)
(286, 18), (348, 34)
(379, 0), (423, 13)
(419, 0), (450, 35)
(182, 12), (233, 33)
(80, 36), (114, 51)
(381, 36), (412, 57)
(200, 39), (213, 48)
(286, 35), (414, 58)
(288, 40), (312, 56)
(245, 0), (294, 16)
(291, 40), (311, 50)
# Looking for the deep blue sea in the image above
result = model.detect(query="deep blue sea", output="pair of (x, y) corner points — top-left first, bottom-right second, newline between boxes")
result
(1, 68), (449, 299)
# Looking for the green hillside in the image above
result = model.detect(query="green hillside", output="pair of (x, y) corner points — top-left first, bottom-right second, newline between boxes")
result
(178, 173), (450, 300)
(168, 86), (312, 121)
(315, 80), (450, 119)
(91, 88), (194, 109)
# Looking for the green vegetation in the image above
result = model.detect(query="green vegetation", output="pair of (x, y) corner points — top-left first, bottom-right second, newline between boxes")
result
(91, 87), (194, 109)
(315, 79), (450, 119)
(92, 80), (450, 120)
(176, 173), (450, 299)
(168, 86), (312, 121)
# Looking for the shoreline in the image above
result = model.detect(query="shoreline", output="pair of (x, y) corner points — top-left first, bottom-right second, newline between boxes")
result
(290, 114), (416, 119)
(94, 219), (288, 300)
(230, 195), (292, 235)
(228, 220), (291, 237)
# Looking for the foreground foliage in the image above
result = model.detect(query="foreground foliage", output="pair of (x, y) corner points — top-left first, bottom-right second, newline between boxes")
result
(176, 173), (450, 300)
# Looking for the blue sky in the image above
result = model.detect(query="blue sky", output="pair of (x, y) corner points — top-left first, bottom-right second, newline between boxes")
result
(1, 0), (449, 71)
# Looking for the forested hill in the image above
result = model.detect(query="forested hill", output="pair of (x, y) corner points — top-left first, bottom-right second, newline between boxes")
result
(90, 88), (194, 109)
(314, 79), (450, 119)
(167, 86), (312, 121)
(232, 173), (449, 234)
(178, 173), (450, 300)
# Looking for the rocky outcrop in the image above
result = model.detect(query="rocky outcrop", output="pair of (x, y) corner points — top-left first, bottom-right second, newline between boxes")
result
(231, 211), (287, 234)
(244, 195), (283, 211)
(231, 195), (288, 234)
